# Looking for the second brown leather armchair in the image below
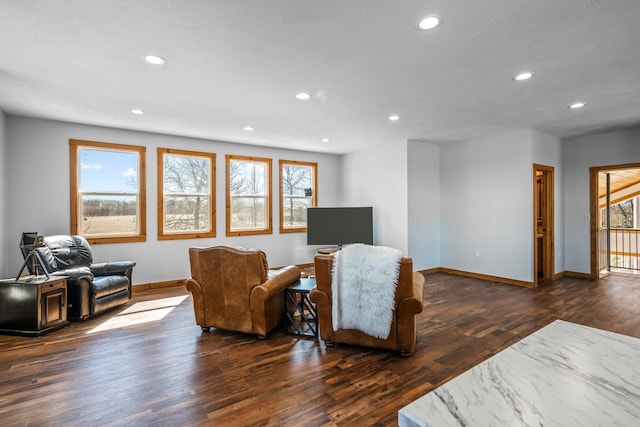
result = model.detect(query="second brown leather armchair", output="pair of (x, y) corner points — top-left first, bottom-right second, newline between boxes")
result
(186, 245), (301, 338)
(310, 253), (425, 356)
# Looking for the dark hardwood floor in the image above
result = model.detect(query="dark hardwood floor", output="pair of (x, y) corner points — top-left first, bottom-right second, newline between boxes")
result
(1, 272), (640, 426)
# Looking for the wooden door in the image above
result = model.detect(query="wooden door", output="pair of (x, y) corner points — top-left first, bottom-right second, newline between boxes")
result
(533, 164), (554, 285)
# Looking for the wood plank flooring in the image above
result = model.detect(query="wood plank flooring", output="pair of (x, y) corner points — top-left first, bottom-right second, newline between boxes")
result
(1, 272), (640, 426)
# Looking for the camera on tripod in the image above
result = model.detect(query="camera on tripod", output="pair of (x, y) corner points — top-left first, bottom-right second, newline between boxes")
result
(16, 232), (49, 281)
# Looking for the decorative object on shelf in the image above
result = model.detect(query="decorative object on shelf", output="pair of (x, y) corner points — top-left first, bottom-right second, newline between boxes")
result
(16, 232), (49, 280)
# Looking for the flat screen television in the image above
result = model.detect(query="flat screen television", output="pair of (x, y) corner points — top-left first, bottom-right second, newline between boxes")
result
(307, 207), (373, 246)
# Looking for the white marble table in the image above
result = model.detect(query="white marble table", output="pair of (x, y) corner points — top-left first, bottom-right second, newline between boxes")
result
(399, 320), (640, 427)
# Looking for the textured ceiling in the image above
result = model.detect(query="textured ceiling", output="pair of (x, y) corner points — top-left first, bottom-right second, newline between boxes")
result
(1, 0), (640, 154)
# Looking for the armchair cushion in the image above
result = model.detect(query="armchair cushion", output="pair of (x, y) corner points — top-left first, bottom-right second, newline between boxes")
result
(93, 275), (131, 299)
(43, 235), (93, 268)
(33, 245), (58, 274)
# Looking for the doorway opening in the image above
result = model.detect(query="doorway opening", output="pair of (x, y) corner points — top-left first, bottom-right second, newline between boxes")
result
(590, 164), (640, 278)
(533, 164), (554, 285)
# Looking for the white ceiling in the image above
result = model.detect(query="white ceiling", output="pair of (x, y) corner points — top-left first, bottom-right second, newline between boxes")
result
(1, 0), (640, 154)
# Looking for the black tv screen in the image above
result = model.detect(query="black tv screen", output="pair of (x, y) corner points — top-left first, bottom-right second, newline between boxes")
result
(307, 207), (373, 246)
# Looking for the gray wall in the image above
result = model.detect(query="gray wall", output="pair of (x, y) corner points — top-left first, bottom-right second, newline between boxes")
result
(5, 115), (343, 284)
(408, 140), (440, 270)
(563, 126), (640, 274)
(440, 129), (535, 282)
(0, 111), (7, 277)
(342, 141), (409, 254)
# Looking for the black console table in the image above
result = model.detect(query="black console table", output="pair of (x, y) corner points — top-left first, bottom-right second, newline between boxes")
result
(0, 276), (68, 336)
(284, 278), (318, 338)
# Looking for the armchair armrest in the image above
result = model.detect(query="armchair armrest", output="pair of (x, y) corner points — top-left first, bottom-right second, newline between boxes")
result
(397, 272), (425, 315)
(51, 266), (93, 281)
(52, 267), (93, 320)
(90, 261), (136, 277)
(309, 286), (335, 344)
(185, 278), (206, 326)
(397, 272), (424, 316)
(252, 265), (301, 301)
(395, 272), (425, 356)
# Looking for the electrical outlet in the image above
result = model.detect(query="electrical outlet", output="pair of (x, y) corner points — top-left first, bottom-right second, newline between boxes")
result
(474, 250), (480, 258)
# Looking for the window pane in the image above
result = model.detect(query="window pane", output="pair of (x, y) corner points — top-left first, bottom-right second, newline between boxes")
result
(230, 196), (266, 230)
(79, 148), (138, 192)
(279, 160), (316, 233)
(80, 194), (138, 236)
(282, 165), (312, 196)
(164, 195), (210, 232)
(164, 155), (210, 194)
(230, 161), (266, 195)
(70, 139), (146, 243)
(158, 148), (215, 239)
(283, 196), (311, 228)
(226, 155), (272, 236)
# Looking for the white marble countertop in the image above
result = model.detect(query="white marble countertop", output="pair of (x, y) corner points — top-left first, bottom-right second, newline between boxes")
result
(399, 320), (640, 427)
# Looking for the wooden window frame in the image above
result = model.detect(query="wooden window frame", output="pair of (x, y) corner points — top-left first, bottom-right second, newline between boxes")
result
(225, 154), (273, 236)
(279, 160), (318, 234)
(69, 139), (146, 244)
(157, 148), (216, 240)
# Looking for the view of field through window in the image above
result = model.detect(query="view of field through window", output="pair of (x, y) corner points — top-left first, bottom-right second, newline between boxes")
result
(79, 147), (140, 236)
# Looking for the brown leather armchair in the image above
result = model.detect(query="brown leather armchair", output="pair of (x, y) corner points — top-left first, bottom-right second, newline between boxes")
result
(310, 253), (425, 356)
(186, 245), (301, 338)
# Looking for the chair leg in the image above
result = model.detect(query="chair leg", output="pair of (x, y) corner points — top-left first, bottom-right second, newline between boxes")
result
(400, 350), (411, 357)
(325, 341), (335, 347)
(201, 326), (211, 332)
(257, 334), (266, 340)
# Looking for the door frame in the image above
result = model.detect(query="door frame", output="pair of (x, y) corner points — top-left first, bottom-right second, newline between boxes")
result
(589, 162), (640, 278)
(533, 164), (554, 285)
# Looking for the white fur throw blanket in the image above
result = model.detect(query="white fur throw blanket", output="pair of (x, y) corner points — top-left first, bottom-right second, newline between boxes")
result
(331, 244), (402, 339)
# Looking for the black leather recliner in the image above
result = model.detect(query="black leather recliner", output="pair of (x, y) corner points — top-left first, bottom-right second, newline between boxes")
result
(20, 235), (136, 320)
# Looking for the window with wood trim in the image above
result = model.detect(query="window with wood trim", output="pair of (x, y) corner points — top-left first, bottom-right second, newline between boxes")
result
(279, 160), (317, 233)
(226, 155), (272, 236)
(158, 148), (216, 240)
(69, 139), (146, 244)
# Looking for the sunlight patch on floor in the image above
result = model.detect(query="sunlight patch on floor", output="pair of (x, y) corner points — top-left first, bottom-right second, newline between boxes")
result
(87, 295), (188, 334)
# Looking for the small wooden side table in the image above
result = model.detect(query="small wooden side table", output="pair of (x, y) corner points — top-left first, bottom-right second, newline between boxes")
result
(284, 278), (318, 338)
(0, 276), (68, 336)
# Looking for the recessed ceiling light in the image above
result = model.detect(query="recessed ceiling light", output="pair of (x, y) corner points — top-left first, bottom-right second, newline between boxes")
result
(143, 55), (166, 65)
(322, 138), (330, 143)
(243, 126), (254, 131)
(296, 92), (312, 100)
(130, 109), (144, 115)
(569, 102), (586, 109)
(513, 72), (534, 81)
(388, 114), (401, 121)
(417, 15), (442, 30)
